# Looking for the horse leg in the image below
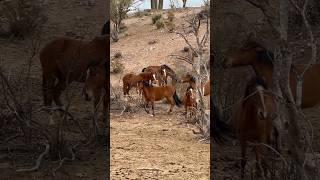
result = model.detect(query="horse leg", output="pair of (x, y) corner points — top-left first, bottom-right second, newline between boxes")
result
(240, 142), (247, 178)
(53, 79), (66, 108)
(151, 101), (155, 116)
(93, 89), (102, 137)
(43, 75), (56, 125)
(166, 97), (174, 114)
(144, 101), (150, 114)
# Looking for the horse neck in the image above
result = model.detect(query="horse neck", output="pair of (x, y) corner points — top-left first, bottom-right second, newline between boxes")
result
(251, 61), (273, 85)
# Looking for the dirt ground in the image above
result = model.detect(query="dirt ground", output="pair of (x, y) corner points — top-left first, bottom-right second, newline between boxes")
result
(110, 7), (210, 180)
(0, 0), (107, 179)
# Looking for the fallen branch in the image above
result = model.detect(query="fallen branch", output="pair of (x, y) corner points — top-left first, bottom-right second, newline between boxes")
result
(16, 143), (50, 172)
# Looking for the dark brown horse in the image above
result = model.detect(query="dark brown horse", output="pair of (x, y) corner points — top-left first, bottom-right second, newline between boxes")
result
(139, 81), (182, 116)
(233, 77), (278, 178)
(183, 86), (197, 117)
(122, 72), (156, 95)
(40, 35), (109, 108)
(181, 73), (210, 96)
(83, 62), (109, 135)
(223, 41), (320, 108)
(142, 64), (178, 86)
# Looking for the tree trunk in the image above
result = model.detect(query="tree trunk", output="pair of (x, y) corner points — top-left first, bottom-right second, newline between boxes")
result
(183, 0), (187, 8)
(158, 0), (163, 9)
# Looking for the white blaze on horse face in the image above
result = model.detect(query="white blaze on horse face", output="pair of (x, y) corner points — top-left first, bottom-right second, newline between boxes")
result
(152, 74), (157, 81)
(163, 69), (166, 77)
(256, 85), (267, 119)
(85, 69), (90, 81)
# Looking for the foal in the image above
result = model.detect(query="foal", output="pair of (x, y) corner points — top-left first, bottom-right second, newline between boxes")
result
(233, 77), (278, 178)
(183, 86), (197, 117)
(139, 81), (182, 116)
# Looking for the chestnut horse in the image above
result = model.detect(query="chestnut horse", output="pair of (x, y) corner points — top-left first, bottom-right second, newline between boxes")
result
(40, 35), (109, 108)
(83, 62), (109, 136)
(122, 72), (156, 95)
(181, 73), (210, 96)
(223, 41), (320, 108)
(139, 80), (182, 116)
(183, 86), (197, 117)
(142, 64), (178, 86)
(233, 77), (278, 178)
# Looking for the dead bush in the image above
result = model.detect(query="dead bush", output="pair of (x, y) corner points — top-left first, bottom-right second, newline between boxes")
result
(155, 19), (165, 29)
(114, 52), (123, 59)
(167, 10), (175, 22)
(152, 14), (162, 24)
(0, 0), (47, 39)
(111, 59), (125, 74)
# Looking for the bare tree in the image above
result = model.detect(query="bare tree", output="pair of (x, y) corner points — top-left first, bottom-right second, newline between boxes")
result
(172, 13), (210, 138)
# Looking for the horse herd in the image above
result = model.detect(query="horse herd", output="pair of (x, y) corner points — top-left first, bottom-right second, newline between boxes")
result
(122, 64), (210, 116)
(37, 20), (319, 178)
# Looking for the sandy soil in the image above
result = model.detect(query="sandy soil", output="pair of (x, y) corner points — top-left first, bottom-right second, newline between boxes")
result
(0, 0), (107, 179)
(110, 7), (210, 180)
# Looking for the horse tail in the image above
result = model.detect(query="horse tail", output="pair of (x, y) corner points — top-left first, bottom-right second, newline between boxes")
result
(212, 104), (235, 143)
(173, 91), (182, 107)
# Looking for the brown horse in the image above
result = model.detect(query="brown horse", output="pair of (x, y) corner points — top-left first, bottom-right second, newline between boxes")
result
(142, 64), (178, 86)
(83, 63), (109, 135)
(40, 35), (109, 107)
(181, 73), (210, 96)
(139, 81), (182, 116)
(183, 86), (197, 117)
(122, 72), (156, 95)
(233, 77), (278, 178)
(223, 41), (320, 108)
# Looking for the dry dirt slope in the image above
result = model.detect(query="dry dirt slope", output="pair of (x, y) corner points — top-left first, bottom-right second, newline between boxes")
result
(110, 8), (210, 180)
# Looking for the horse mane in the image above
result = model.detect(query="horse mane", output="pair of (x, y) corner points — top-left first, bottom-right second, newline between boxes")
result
(243, 41), (274, 65)
(101, 20), (110, 35)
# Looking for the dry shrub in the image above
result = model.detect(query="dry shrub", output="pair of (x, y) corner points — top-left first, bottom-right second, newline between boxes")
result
(114, 52), (122, 59)
(167, 10), (175, 22)
(165, 20), (175, 32)
(111, 59), (125, 74)
(152, 14), (162, 24)
(155, 19), (164, 29)
(0, 0), (47, 39)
